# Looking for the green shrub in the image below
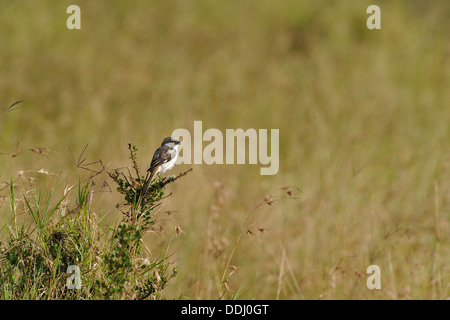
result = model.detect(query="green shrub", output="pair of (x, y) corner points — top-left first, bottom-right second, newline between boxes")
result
(0, 144), (191, 299)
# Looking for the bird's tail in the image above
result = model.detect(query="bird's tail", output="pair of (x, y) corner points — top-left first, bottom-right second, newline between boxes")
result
(140, 170), (156, 200)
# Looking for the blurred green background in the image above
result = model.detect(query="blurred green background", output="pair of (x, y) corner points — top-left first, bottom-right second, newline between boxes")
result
(1, 0), (449, 299)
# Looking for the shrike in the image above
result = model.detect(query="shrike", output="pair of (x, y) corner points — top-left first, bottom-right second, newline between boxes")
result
(141, 136), (181, 198)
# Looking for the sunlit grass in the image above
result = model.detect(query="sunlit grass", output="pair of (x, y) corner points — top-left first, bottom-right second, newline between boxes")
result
(1, 0), (449, 299)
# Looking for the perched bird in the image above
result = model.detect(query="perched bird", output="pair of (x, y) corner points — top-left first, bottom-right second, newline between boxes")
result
(141, 137), (181, 198)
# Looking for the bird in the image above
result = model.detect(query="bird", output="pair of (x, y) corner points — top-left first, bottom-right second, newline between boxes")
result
(140, 136), (181, 198)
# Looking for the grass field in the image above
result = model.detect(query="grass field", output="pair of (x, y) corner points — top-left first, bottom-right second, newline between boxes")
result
(1, 1), (449, 299)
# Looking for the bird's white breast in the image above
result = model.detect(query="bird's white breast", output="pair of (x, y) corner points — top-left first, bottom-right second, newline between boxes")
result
(159, 144), (179, 174)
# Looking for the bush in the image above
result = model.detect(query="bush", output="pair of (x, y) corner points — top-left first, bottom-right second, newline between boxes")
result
(0, 143), (191, 299)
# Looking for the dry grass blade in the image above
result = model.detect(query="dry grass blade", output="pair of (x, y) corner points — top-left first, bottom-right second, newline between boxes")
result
(69, 144), (104, 178)
(0, 100), (24, 122)
(69, 144), (89, 167)
(8, 100), (24, 112)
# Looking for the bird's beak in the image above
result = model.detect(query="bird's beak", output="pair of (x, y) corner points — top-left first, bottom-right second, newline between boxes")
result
(176, 140), (181, 145)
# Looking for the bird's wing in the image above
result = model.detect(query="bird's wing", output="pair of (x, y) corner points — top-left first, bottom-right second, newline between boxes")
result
(141, 145), (176, 199)
(148, 145), (174, 173)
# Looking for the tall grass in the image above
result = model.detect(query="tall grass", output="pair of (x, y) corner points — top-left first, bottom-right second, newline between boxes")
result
(1, 0), (449, 299)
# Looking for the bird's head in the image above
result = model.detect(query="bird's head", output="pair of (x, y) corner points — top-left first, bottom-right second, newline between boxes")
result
(161, 136), (181, 147)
